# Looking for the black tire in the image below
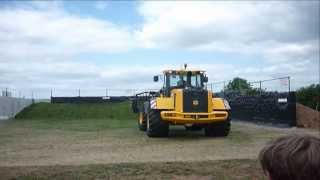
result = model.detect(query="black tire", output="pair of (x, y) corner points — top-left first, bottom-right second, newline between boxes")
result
(204, 117), (231, 137)
(138, 113), (147, 131)
(185, 125), (203, 131)
(146, 110), (169, 137)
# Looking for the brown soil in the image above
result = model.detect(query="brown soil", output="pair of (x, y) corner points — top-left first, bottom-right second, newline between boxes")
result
(0, 121), (318, 167)
(296, 103), (320, 129)
(0, 120), (318, 179)
(0, 159), (266, 180)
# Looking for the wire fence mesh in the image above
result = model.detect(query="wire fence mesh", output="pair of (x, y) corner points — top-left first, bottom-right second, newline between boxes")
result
(0, 87), (160, 99)
(0, 76), (291, 100)
(208, 76), (291, 94)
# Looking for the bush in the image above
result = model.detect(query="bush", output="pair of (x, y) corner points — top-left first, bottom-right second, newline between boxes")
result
(296, 84), (320, 111)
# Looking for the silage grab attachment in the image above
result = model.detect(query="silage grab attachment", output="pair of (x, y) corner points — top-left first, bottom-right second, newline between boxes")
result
(131, 91), (158, 113)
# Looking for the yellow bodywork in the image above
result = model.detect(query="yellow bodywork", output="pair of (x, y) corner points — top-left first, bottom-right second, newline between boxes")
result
(155, 96), (174, 109)
(153, 89), (229, 125)
(212, 97), (228, 110)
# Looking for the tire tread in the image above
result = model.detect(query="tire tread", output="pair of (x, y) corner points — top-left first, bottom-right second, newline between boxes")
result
(147, 110), (169, 137)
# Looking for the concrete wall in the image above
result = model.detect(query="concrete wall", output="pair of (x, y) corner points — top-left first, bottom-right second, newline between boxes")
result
(0, 96), (33, 120)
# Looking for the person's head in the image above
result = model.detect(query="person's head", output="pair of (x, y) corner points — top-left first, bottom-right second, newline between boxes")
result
(259, 134), (320, 180)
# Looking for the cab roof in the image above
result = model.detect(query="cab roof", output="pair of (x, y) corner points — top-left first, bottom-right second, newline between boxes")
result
(163, 69), (205, 74)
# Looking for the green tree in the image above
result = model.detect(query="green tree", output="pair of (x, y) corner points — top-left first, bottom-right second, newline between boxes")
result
(226, 77), (251, 91)
(296, 84), (320, 111)
(225, 77), (263, 95)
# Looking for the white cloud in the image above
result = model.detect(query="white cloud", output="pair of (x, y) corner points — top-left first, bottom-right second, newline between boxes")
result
(136, 1), (319, 62)
(0, 5), (139, 97)
(0, 7), (136, 60)
(0, 1), (318, 97)
(134, 1), (319, 92)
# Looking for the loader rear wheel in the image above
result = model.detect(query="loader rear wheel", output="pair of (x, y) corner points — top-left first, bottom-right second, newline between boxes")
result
(204, 118), (230, 137)
(138, 112), (147, 131)
(146, 110), (169, 137)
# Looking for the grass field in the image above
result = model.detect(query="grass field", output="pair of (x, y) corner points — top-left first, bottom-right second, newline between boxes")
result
(14, 102), (137, 131)
(0, 101), (315, 179)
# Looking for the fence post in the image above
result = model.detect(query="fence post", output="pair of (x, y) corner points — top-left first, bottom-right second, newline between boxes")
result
(31, 91), (34, 104)
(288, 76), (291, 92)
(259, 81), (262, 95)
(223, 81), (226, 97)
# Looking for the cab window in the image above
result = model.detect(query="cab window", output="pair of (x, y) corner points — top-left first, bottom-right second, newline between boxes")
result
(191, 74), (202, 87)
(169, 75), (180, 87)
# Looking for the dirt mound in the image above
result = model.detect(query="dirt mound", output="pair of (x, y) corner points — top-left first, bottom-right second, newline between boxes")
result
(296, 103), (320, 129)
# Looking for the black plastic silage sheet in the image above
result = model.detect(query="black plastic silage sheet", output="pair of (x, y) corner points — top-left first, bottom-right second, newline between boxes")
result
(222, 92), (296, 126)
(51, 96), (129, 103)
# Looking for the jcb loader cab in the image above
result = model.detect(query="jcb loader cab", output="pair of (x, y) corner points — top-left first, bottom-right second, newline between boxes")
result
(132, 66), (231, 137)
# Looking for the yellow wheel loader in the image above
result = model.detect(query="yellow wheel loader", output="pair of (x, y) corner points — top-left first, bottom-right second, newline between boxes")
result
(132, 65), (231, 137)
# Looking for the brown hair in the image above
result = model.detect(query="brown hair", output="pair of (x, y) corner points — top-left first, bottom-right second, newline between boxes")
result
(259, 134), (320, 180)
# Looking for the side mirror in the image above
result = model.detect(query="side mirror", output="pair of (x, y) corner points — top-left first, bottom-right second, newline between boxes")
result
(153, 76), (159, 82)
(203, 76), (208, 83)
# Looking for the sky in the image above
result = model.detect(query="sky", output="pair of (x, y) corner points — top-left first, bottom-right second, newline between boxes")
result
(0, 1), (319, 97)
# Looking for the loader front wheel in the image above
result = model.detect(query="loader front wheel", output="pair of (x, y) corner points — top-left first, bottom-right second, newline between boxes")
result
(204, 118), (230, 137)
(146, 110), (169, 137)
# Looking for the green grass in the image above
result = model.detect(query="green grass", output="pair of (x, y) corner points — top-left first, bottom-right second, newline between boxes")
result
(16, 102), (135, 120)
(13, 101), (138, 131)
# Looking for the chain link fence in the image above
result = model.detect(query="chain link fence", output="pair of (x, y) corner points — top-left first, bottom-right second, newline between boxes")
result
(208, 76), (291, 96)
(0, 87), (159, 99)
(0, 77), (291, 120)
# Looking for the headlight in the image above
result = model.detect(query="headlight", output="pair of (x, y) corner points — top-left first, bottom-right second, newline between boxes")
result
(223, 99), (231, 110)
